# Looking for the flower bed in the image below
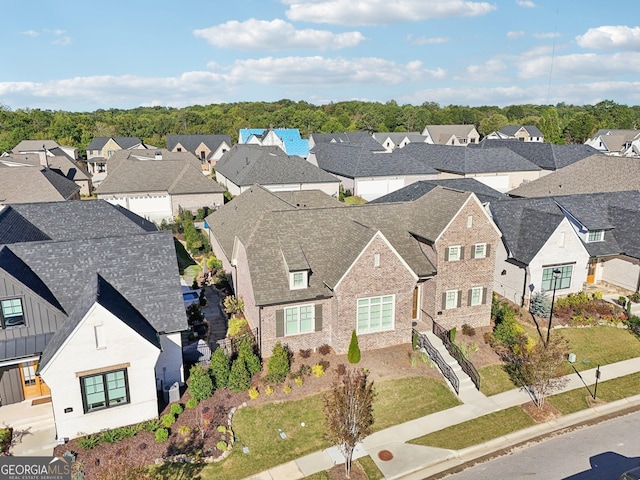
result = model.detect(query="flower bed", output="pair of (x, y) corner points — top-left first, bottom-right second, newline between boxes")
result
(553, 291), (627, 327)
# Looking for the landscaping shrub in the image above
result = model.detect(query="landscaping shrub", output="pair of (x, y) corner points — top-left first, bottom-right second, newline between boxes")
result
(217, 425), (227, 433)
(265, 384), (274, 396)
(449, 327), (457, 343)
(178, 425), (191, 437)
(347, 330), (361, 364)
(161, 414), (176, 428)
(142, 418), (161, 433)
(199, 288), (207, 307)
(216, 441), (228, 451)
(294, 376), (304, 386)
(227, 317), (248, 337)
(228, 357), (251, 392)
(529, 290), (551, 318)
(223, 295), (245, 317)
(209, 347), (230, 389)
(238, 337), (262, 377)
(267, 341), (291, 383)
(186, 398), (198, 409)
(248, 386), (259, 399)
(318, 344), (332, 355)
(628, 315), (640, 335)
(186, 304), (204, 326)
(462, 323), (476, 337)
(312, 363), (326, 377)
(299, 348), (312, 359)
(0, 428), (11, 454)
(77, 434), (101, 450)
(155, 428), (169, 443)
(170, 403), (184, 416)
(283, 384), (292, 394)
(99, 429), (121, 444)
(335, 363), (347, 376)
(189, 363), (214, 401)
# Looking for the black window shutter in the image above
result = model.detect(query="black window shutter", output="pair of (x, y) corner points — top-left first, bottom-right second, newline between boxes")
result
(445, 247), (450, 261)
(467, 289), (473, 306)
(482, 287), (488, 305)
(314, 304), (323, 332)
(460, 246), (465, 260)
(441, 292), (447, 310)
(276, 309), (284, 337)
(457, 290), (462, 308)
(486, 244), (491, 258)
(471, 245), (476, 259)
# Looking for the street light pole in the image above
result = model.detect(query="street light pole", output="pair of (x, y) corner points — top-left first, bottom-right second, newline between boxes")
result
(546, 268), (562, 347)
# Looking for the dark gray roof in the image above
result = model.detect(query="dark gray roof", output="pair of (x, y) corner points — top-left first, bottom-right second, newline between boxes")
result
(7, 200), (153, 241)
(499, 125), (544, 137)
(0, 207), (51, 244)
(166, 134), (231, 158)
(508, 155), (640, 197)
(0, 333), (54, 362)
(490, 197), (565, 265)
(472, 139), (599, 170)
(310, 132), (383, 149)
(215, 144), (338, 186)
(398, 143), (541, 174)
(371, 179), (506, 205)
(86, 137), (142, 150)
(206, 185), (479, 306)
(39, 274), (161, 370)
(111, 204), (158, 232)
(311, 143), (439, 178)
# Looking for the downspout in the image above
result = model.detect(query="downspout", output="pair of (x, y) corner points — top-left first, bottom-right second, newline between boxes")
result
(521, 265), (530, 308)
(258, 307), (263, 357)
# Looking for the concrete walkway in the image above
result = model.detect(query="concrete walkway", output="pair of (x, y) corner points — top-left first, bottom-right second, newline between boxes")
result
(244, 350), (640, 480)
(2, 398), (58, 457)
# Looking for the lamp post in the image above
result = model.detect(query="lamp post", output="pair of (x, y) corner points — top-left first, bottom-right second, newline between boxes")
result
(546, 268), (562, 347)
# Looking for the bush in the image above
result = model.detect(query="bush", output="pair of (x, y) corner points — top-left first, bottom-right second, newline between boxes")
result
(155, 428), (169, 443)
(209, 347), (230, 389)
(216, 441), (228, 451)
(189, 363), (214, 401)
(100, 429), (121, 444)
(186, 398), (198, 409)
(223, 295), (245, 316)
(142, 418), (161, 433)
(449, 327), (457, 343)
(267, 342), (291, 383)
(186, 304), (204, 326)
(283, 384), (292, 394)
(217, 425), (227, 433)
(347, 330), (361, 364)
(318, 344), (332, 355)
(161, 414), (176, 428)
(312, 363), (326, 377)
(170, 403), (184, 416)
(335, 363), (347, 376)
(265, 384), (274, 396)
(461, 323), (476, 337)
(248, 386), (259, 399)
(530, 290), (551, 318)
(77, 434), (100, 450)
(228, 357), (251, 392)
(178, 425), (191, 437)
(238, 337), (262, 377)
(227, 317), (248, 337)
(294, 376), (303, 386)
(299, 348), (312, 359)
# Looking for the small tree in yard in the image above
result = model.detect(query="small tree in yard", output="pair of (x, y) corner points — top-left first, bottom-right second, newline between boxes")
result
(529, 290), (551, 318)
(267, 342), (290, 383)
(228, 357), (251, 392)
(347, 330), (361, 364)
(189, 363), (213, 402)
(323, 369), (375, 479)
(516, 334), (570, 408)
(223, 295), (245, 317)
(209, 347), (230, 389)
(186, 304), (204, 326)
(238, 337), (262, 377)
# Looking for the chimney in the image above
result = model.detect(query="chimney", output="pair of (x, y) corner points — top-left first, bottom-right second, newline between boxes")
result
(39, 145), (49, 167)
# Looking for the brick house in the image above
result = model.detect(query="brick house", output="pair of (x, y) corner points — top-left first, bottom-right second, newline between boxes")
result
(205, 185), (501, 355)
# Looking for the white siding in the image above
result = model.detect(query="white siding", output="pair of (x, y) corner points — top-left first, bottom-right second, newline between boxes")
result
(40, 304), (160, 440)
(493, 241), (528, 305)
(601, 257), (640, 291)
(155, 332), (184, 390)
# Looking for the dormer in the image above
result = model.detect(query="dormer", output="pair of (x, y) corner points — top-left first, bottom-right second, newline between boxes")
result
(289, 270), (309, 290)
(281, 242), (310, 290)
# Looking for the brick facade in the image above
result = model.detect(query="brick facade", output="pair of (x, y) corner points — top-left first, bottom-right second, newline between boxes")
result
(171, 192), (224, 216)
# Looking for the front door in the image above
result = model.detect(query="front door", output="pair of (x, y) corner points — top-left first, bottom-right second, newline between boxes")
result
(587, 260), (597, 284)
(19, 361), (50, 399)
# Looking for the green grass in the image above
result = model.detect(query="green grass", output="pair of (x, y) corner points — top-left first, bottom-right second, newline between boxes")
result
(479, 364), (518, 396)
(174, 237), (196, 274)
(344, 196), (367, 205)
(549, 371), (640, 414)
(558, 327), (640, 373)
(409, 406), (535, 450)
(358, 455), (384, 480)
(373, 377), (461, 431)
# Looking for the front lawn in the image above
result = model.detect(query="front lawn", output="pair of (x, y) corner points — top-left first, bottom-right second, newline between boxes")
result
(479, 364), (518, 396)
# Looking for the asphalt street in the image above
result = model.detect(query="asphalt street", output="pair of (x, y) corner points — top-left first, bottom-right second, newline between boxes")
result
(439, 410), (640, 480)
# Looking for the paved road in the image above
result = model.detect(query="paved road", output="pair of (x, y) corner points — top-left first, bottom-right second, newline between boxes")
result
(440, 410), (640, 480)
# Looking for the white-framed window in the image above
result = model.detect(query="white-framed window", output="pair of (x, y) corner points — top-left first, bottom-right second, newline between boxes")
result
(472, 243), (487, 259)
(469, 286), (484, 306)
(289, 271), (307, 290)
(587, 230), (605, 243)
(542, 265), (573, 291)
(81, 369), (129, 413)
(374, 253), (380, 268)
(444, 290), (459, 310)
(446, 245), (462, 261)
(1, 298), (25, 328)
(284, 304), (314, 336)
(467, 215), (473, 228)
(357, 295), (394, 334)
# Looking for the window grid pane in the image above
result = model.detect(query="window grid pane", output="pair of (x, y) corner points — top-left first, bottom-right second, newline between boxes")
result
(285, 307), (299, 335)
(445, 290), (457, 309)
(471, 287), (483, 306)
(106, 371), (127, 406)
(542, 265), (573, 291)
(474, 244), (486, 258)
(299, 306), (313, 333)
(357, 296), (394, 334)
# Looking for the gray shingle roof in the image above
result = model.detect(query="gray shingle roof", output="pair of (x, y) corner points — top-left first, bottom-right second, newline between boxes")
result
(423, 125), (477, 143)
(473, 140), (599, 170)
(0, 166), (80, 203)
(499, 125), (544, 137)
(86, 137), (142, 150)
(12, 140), (60, 152)
(215, 144), (339, 186)
(310, 132), (382, 149)
(0, 206), (51, 244)
(371, 179), (506, 205)
(166, 134), (231, 157)
(508, 155), (640, 197)
(206, 185), (478, 306)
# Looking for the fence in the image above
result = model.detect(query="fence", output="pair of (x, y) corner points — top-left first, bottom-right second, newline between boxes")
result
(432, 320), (481, 391)
(183, 327), (259, 367)
(412, 329), (459, 394)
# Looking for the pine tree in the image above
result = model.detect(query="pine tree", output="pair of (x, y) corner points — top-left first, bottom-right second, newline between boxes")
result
(209, 347), (230, 390)
(189, 363), (213, 402)
(267, 342), (290, 383)
(238, 337), (262, 377)
(228, 357), (251, 392)
(347, 330), (361, 364)
(530, 290), (551, 318)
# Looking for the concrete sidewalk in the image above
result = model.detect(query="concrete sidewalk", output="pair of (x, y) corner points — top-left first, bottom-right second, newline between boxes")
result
(245, 356), (640, 480)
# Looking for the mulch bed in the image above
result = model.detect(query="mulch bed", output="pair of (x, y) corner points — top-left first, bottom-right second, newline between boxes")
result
(521, 401), (562, 423)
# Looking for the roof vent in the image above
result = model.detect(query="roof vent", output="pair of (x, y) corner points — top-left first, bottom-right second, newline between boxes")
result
(155, 151), (162, 160)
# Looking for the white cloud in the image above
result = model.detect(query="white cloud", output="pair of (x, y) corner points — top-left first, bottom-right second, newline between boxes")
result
(507, 31), (525, 39)
(407, 35), (449, 45)
(576, 25), (640, 50)
(533, 32), (561, 39)
(456, 59), (507, 81)
(517, 52), (640, 79)
(515, 0), (536, 8)
(194, 19), (364, 51)
(224, 56), (444, 85)
(21, 30), (39, 37)
(53, 36), (72, 46)
(283, 0), (496, 26)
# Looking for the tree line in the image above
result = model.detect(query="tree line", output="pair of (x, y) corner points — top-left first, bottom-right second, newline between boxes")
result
(1, 99), (638, 157)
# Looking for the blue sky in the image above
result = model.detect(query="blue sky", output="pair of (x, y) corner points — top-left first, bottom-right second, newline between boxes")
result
(2, 0), (639, 112)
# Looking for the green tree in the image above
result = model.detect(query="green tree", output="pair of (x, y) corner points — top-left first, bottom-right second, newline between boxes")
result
(563, 112), (596, 143)
(189, 363), (213, 402)
(478, 113), (509, 136)
(267, 341), (290, 383)
(537, 108), (564, 144)
(238, 337), (262, 377)
(323, 369), (376, 478)
(228, 357), (251, 392)
(209, 347), (230, 389)
(347, 330), (361, 364)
